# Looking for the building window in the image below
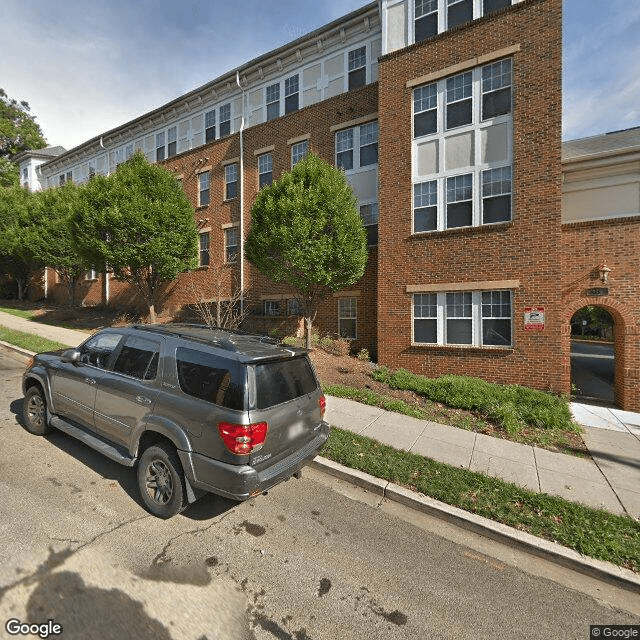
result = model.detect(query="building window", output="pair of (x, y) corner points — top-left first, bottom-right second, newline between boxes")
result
(414, 83), (437, 138)
(336, 121), (378, 172)
(287, 298), (303, 316)
(65, 171), (72, 183)
(336, 129), (354, 171)
(446, 174), (473, 228)
(266, 83), (280, 121)
(225, 227), (239, 263)
(285, 74), (299, 114)
(447, 0), (473, 29)
(338, 298), (357, 339)
(415, 0), (438, 43)
(413, 180), (438, 232)
(258, 153), (273, 188)
(22, 167), (28, 180)
(156, 132), (165, 162)
(205, 109), (216, 143)
(264, 300), (282, 317)
(446, 71), (473, 130)
(482, 166), (511, 223)
(198, 171), (210, 207)
(483, 0), (512, 15)
(413, 290), (512, 347)
(89, 165), (96, 179)
(225, 164), (238, 200)
(360, 203), (379, 246)
(219, 103), (231, 138)
(199, 232), (210, 267)
(348, 46), (366, 91)
(291, 140), (308, 167)
(59, 174), (65, 186)
(482, 59), (512, 120)
(167, 126), (177, 158)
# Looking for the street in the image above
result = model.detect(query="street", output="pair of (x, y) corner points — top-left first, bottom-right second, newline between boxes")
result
(571, 341), (615, 403)
(0, 348), (638, 639)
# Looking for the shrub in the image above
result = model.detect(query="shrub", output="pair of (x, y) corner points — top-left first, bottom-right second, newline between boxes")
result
(357, 348), (370, 361)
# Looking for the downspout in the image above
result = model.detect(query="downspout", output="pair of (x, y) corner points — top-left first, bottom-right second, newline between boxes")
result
(236, 71), (245, 310)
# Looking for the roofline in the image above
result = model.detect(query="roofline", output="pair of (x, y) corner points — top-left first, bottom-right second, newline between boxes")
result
(41, 1), (379, 171)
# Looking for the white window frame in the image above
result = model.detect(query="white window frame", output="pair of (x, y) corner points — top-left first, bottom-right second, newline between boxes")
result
(155, 132), (165, 162)
(412, 60), (513, 233)
(360, 202), (379, 246)
(205, 109), (216, 143)
(264, 300), (283, 317)
(284, 74), (300, 114)
(291, 140), (308, 167)
(348, 46), (367, 91)
(225, 163), (238, 200)
(198, 232), (210, 267)
(219, 103), (231, 138)
(338, 298), (357, 340)
(412, 0), (515, 43)
(198, 171), (210, 207)
(266, 82), (280, 121)
(335, 121), (378, 174)
(225, 227), (239, 263)
(412, 290), (512, 347)
(258, 153), (273, 188)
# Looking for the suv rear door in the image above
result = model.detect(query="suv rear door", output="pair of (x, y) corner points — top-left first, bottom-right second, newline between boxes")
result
(247, 356), (323, 465)
(93, 335), (162, 448)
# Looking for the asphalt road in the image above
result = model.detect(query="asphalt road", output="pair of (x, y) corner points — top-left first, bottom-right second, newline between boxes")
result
(571, 341), (615, 403)
(0, 349), (638, 640)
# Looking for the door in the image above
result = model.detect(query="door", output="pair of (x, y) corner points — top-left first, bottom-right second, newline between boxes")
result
(51, 332), (124, 428)
(93, 335), (162, 447)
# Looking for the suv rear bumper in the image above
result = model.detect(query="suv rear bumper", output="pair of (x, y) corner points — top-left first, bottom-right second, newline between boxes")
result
(178, 422), (330, 500)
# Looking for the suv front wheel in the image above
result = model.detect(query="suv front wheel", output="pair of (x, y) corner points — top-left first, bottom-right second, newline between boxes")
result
(23, 386), (51, 436)
(137, 443), (187, 518)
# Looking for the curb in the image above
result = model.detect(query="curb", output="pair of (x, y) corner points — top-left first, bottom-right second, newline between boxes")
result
(0, 340), (35, 360)
(310, 456), (640, 594)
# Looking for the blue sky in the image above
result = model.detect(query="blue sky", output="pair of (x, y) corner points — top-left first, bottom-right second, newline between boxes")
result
(2, 0), (638, 150)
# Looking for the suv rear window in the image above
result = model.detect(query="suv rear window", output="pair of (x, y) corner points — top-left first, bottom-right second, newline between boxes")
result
(253, 357), (318, 409)
(176, 347), (246, 410)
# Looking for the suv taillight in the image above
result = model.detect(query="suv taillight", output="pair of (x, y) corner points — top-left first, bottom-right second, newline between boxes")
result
(319, 395), (326, 419)
(218, 422), (268, 455)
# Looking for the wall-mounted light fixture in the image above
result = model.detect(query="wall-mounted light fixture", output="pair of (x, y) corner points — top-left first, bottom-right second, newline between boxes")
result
(598, 263), (611, 284)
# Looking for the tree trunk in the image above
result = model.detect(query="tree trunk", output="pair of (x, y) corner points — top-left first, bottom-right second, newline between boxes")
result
(17, 279), (24, 301)
(148, 303), (156, 324)
(305, 316), (313, 350)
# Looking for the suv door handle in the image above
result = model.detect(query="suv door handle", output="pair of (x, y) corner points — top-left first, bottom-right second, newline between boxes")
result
(136, 396), (152, 405)
(84, 377), (96, 385)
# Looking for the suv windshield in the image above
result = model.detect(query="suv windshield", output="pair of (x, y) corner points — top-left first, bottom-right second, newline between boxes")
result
(253, 357), (318, 409)
(176, 347), (246, 410)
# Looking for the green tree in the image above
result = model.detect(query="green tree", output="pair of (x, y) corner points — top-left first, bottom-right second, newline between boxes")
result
(0, 89), (47, 187)
(0, 184), (36, 299)
(24, 182), (90, 306)
(75, 152), (199, 322)
(245, 152), (368, 349)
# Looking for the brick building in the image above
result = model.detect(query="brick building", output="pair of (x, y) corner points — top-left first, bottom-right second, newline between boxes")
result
(12, 0), (639, 409)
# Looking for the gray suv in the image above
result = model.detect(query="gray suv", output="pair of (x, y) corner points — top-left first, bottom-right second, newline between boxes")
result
(22, 324), (329, 518)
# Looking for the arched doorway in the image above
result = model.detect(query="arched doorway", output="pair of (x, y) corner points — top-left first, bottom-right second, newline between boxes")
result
(570, 306), (615, 404)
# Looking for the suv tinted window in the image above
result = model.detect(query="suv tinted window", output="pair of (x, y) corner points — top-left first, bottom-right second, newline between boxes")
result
(79, 333), (123, 369)
(113, 336), (160, 380)
(176, 347), (246, 410)
(253, 357), (317, 409)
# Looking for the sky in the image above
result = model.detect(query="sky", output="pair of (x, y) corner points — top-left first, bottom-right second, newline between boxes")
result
(2, 0), (639, 151)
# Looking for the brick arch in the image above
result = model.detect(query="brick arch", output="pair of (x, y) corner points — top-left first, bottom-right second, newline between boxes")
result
(562, 296), (640, 411)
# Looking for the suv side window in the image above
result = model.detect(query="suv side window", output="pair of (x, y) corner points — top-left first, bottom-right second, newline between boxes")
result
(176, 347), (246, 410)
(112, 336), (160, 380)
(79, 333), (123, 369)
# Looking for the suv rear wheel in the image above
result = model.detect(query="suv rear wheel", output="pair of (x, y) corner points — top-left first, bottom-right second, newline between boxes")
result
(137, 443), (187, 519)
(23, 386), (51, 436)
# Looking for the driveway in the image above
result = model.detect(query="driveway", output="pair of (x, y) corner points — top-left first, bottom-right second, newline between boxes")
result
(571, 340), (615, 404)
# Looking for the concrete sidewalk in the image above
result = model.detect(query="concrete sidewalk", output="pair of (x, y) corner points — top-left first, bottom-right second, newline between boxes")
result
(1, 309), (639, 519)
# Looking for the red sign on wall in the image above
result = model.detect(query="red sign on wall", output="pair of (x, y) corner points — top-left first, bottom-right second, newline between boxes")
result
(524, 307), (545, 331)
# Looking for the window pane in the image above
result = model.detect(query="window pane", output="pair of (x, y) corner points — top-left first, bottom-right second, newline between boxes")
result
(447, 0), (473, 29)
(349, 67), (366, 91)
(360, 143), (378, 166)
(414, 206), (437, 232)
(446, 99), (472, 129)
(415, 12), (438, 42)
(414, 293), (437, 317)
(483, 195), (511, 223)
(267, 102), (279, 121)
(482, 319), (511, 345)
(414, 110), (437, 137)
(414, 319), (437, 343)
(446, 319), (472, 344)
(483, 0), (511, 15)
(285, 93), (299, 114)
(177, 347), (246, 410)
(348, 46), (366, 71)
(337, 150), (353, 170)
(446, 202), (471, 228)
(113, 337), (159, 380)
(482, 87), (511, 119)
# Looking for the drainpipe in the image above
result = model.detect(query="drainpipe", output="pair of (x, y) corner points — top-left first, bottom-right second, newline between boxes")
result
(236, 71), (245, 310)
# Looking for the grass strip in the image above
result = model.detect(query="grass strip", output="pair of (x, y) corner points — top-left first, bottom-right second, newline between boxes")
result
(322, 427), (640, 572)
(371, 368), (578, 436)
(0, 326), (70, 353)
(0, 306), (37, 320)
(323, 384), (427, 419)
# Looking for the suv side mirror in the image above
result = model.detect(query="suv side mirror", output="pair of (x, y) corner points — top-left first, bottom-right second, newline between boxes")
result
(61, 349), (81, 365)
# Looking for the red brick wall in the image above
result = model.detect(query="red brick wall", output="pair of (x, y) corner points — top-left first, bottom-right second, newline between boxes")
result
(376, 0), (564, 393)
(562, 216), (640, 410)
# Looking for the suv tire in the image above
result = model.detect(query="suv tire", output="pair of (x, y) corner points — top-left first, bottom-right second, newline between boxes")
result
(137, 443), (188, 519)
(23, 386), (51, 436)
